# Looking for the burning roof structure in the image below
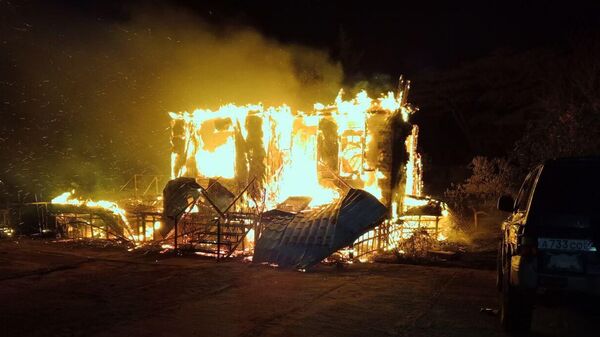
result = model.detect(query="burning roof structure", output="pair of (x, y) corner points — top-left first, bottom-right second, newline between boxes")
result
(49, 191), (137, 242)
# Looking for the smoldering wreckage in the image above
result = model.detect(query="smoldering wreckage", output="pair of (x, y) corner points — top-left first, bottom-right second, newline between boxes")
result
(13, 78), (451, 270)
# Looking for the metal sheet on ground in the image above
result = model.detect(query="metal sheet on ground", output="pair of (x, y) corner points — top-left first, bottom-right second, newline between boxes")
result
(254, 189), (387, 269)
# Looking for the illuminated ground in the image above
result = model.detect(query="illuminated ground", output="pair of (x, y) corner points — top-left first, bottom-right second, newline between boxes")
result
(1, 240), (598, 337)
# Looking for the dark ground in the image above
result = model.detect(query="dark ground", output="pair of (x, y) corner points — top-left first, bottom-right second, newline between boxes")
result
(1, 239), (599, 337)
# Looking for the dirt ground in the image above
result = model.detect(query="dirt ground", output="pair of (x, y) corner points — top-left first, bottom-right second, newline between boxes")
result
(1, 239), (599, 337)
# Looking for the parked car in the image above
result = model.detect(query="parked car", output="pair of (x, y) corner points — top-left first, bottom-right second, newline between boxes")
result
(496, 157), (600, 333)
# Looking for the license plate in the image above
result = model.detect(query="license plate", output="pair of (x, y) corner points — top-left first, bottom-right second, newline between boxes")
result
(538, 238), (597, 251)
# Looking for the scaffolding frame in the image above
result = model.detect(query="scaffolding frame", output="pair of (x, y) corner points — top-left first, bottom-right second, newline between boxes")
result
(169, 178), (258, 260)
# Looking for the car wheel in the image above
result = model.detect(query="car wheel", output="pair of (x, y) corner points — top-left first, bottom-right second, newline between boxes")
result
(500, 257), (533, 334)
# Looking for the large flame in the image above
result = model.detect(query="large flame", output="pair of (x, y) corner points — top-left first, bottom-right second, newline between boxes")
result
(404, 125), (423, 198)
(170, 90), (413, 208)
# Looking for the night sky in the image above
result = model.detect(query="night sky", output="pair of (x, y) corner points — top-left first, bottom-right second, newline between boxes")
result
(51, 0), (600, 74)
(1, 0), (599, 200)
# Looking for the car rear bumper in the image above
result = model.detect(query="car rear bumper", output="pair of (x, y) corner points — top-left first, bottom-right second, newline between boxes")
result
(537, 273), (600, 295)
(511, 255), (600, 295)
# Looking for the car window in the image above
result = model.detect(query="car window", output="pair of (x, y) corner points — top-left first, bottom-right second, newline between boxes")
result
(530, 163), (600, 219)
(515, 169), (538, 212)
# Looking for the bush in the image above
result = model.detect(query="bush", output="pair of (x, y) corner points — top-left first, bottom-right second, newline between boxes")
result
(395, 229), (436, 259)
(445, 156), (516, 229)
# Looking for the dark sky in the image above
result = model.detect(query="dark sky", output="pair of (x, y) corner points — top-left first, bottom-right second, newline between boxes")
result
(67, 0), (600, 74)
(236, 1), (593, 72)
(1, 0), (599, 199)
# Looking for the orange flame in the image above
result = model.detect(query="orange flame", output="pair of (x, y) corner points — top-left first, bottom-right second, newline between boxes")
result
(169, 90), (413, 208)
(51, 191), (135, 241)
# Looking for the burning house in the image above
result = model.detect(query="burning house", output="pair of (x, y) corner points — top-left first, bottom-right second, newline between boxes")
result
(46, 77), (448, 266)
(163, 78), (448, 264)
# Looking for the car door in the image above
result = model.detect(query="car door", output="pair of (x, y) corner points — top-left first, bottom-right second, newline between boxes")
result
(500, 167), (541, 265)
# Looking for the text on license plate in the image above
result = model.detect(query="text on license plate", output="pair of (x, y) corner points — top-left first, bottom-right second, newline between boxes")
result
(538, 238), (597, 251)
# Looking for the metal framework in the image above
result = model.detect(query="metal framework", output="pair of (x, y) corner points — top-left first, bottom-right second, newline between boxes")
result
(119, 174), (167, 199)
(168, 179), (258, 259)
(131, 211), (164, 242)
(53, 211), (129, 241)
(352, 215), (442, 259)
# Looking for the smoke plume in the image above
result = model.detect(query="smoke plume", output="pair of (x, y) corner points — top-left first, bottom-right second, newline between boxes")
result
(0, 1), (343, 199)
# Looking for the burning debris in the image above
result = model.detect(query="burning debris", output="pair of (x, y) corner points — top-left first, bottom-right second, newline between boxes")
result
(50, 191), (137, 242)
(395, 229), (438, 259)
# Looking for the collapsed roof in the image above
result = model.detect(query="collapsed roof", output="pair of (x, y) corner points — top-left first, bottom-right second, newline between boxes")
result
(254, 188), (387, 269)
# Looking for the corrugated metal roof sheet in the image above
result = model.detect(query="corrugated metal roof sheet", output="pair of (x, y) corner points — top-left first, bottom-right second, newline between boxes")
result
(254, 189), (386, 269)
